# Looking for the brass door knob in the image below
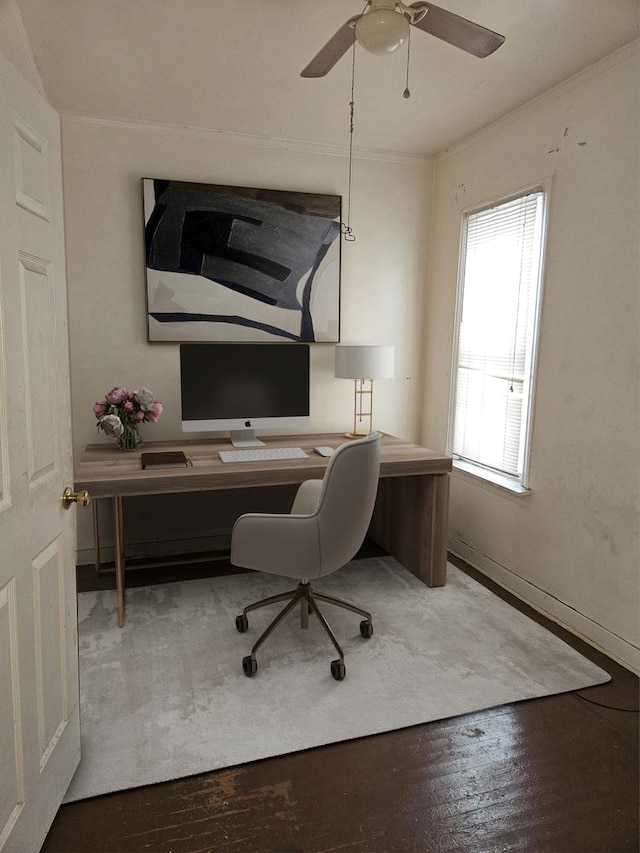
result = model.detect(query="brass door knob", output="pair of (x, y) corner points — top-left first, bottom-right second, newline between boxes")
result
(61, 487), (90, 510)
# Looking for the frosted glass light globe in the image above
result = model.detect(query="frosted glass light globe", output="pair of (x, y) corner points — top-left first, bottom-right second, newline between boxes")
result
(355, 9), (410, 55)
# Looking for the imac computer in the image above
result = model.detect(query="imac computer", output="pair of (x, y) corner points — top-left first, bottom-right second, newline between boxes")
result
(180, 343), (310, 447)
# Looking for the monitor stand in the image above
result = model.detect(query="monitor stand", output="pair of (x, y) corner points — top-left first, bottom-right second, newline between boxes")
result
(230, 429), (266, 448)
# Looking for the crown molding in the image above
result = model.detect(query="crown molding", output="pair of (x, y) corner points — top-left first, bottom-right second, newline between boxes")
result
(436, 39), (639, 165)
(59, 110), (432, 167)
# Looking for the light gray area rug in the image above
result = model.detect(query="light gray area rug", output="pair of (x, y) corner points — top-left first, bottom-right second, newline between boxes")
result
(65, 558), (610, 803)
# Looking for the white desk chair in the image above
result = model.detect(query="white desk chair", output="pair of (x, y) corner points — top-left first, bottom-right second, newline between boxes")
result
(231, 431), (381, 680)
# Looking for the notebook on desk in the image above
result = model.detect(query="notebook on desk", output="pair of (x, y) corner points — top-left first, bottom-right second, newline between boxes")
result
(141, 450), (188, 470)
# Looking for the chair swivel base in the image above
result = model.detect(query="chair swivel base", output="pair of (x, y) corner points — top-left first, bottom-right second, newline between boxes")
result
(235, 581), (373, 681)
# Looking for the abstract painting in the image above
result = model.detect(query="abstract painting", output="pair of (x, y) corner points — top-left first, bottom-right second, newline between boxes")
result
(143, 179), (341, 342)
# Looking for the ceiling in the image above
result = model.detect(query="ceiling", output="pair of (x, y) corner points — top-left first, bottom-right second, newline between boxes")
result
(14, 0), (639, 157)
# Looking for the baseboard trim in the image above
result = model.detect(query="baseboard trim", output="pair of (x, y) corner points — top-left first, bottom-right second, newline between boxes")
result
(448, 536), (639, 675)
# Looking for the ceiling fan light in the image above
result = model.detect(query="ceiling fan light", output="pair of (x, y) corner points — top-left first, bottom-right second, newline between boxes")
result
(354, 9), (409, 55)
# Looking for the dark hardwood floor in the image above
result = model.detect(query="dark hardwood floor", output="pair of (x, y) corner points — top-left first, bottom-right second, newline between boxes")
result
(42, 549), (639, 853)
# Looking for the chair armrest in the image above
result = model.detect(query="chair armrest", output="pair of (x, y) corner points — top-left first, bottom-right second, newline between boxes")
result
(291, 479), (323, 515)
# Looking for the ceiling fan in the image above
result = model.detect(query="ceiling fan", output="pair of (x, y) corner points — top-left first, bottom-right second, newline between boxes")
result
(300, 0), (505, 78)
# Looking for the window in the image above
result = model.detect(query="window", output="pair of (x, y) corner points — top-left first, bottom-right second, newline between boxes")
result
(450, 188), (548, 490)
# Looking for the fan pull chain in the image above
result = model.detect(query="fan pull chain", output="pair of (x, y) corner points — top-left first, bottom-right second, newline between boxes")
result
(341, 43), (357, 241)
(403, 26), (411, 99)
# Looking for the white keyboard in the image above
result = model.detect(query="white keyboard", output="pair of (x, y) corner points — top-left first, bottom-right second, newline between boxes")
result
(218, 447), (309, 463)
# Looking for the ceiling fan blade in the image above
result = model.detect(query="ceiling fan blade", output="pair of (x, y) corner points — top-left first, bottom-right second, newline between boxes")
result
(300, 16), (358, 77)
(408, 2), (505, 58)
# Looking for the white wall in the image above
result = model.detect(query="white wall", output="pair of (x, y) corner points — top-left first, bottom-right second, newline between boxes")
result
(60, 116), (432, 557)
(422, 43), (640, 672)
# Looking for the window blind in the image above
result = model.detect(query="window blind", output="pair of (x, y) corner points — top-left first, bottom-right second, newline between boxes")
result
(453, 191), (545, 479)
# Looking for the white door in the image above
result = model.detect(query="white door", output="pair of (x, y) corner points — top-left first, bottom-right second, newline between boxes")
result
(0, 49), (81, 852)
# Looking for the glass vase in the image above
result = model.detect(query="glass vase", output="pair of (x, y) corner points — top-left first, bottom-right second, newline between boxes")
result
(118, 424), (142, 452)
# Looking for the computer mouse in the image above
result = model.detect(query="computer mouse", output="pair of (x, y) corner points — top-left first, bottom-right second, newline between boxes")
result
(313, 446), (334, 457)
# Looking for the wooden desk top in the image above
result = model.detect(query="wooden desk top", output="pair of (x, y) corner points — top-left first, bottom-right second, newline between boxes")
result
(75, 433), (452, 499)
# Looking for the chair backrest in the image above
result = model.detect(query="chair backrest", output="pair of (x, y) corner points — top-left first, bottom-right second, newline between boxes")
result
(314, 431), (381, 577)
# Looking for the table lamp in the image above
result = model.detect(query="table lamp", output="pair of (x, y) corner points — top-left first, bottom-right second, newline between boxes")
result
(335, 344), (395, 438)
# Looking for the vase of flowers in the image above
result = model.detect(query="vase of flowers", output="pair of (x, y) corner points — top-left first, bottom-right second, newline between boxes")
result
(117, 422), (143, 452)
(93, 386), (163, 451)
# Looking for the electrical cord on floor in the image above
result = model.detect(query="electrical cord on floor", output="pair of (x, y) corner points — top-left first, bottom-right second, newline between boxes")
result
(572, 691), (639, 713)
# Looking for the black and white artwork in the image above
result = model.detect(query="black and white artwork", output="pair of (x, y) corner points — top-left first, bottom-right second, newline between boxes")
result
(143, 179), (341, 342)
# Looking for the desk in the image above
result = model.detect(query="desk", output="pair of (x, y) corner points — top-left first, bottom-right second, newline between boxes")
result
(75, 433), (452, 626)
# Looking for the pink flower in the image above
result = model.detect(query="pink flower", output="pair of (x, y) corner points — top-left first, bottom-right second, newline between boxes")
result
(93, 401), (106, 418)
(105, 386), (128, 405)
(146, 401), (163, 422)
(124, 401), (134, 411)
(135, 410), (145, 421)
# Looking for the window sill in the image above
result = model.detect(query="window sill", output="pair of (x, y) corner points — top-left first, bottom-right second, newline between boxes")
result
(452, 459), (532, 500)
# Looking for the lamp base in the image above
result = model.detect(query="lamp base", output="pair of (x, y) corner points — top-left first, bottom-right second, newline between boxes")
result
(344, 430), (371, 439)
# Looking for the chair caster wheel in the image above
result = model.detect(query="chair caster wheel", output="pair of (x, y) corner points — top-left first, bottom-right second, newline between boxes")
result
(242, 655), (257, 677)
(236, 614), (249, 633)
(330, 659), (346, 681)
(359, 619), (373, 638)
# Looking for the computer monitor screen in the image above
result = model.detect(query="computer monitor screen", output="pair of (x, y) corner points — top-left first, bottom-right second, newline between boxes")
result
(180, 343), (310, 446)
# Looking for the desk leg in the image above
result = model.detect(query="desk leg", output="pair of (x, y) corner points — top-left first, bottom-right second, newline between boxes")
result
(369, 473), (449, 587)
(92, 498), (101, 574)
(114, 496), (126, 627)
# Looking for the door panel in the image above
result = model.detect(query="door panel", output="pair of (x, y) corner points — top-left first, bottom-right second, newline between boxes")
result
(13, 114), (49, 221)
(0, 581), (22, 840)
(32, 540), (67, 767)
(21, 253), (57, 486)
(0, 47), (80, 853)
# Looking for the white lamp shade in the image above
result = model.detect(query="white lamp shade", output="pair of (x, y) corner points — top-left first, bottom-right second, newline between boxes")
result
(335, 345), (395, 380)
(355, 9), (409, 55)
